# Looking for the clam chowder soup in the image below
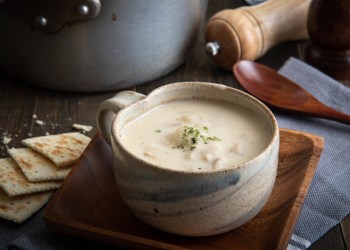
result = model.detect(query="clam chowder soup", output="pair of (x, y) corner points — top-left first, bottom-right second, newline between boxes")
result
(119, 99), (271, 171)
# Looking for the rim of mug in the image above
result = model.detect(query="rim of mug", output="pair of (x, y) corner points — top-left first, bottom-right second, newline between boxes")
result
(112, 81), (279, 175)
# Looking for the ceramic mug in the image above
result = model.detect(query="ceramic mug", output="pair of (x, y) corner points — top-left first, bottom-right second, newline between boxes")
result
(96, 82), (279, 236)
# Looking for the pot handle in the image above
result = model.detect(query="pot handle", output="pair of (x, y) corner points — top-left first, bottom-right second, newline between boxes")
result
(97, 91), (146, 146)
(0, 0), (101, 33)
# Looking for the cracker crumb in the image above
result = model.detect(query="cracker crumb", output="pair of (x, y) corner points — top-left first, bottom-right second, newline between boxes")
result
(2, 135), (11, 145)
(35, 120), (45, 126)
(72, 123), (93, 133)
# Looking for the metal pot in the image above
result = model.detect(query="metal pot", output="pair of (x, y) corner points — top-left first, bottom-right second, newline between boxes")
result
(0, 0), (208, 92)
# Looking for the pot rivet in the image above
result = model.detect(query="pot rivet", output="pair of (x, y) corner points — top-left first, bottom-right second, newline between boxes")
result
(35, 16), (48, 26)
(77, 4), (89, 15)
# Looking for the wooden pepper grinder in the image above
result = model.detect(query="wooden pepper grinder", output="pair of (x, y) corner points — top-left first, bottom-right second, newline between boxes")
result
(305, 0), (350, 80)
(205, 0), (311, 70)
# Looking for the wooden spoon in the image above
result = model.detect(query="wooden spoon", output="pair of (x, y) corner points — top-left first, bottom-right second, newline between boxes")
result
(233, 60), (350, 125)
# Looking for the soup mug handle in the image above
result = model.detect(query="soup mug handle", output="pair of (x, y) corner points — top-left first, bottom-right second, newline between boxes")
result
(96, 91), (145, 145)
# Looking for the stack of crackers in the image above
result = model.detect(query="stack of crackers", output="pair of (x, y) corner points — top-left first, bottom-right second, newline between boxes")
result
(0, 132), (91, 223)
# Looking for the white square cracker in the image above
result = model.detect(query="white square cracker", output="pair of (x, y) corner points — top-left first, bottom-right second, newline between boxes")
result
(7, 148), (71, 182)
(0, 189), (54, 223)
(22, 132), (91, 167)
(0, 158), (61, 196)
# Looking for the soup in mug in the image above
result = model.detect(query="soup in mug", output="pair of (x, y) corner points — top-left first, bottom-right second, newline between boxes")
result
(119, 98), (271, 172)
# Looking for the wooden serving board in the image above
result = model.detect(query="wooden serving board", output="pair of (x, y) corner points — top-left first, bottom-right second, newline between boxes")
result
(44, 128), (324, 250)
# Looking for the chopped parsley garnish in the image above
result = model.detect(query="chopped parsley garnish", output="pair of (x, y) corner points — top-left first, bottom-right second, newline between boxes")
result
(155, 129), (162, 133)
(174, 126), (221, 151)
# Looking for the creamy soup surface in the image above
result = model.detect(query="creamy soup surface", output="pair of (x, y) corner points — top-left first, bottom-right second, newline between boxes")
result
(119, 99), (271, 171)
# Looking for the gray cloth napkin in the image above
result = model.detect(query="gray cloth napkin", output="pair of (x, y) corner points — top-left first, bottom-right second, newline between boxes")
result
(1, 57), (349, 249)
(277, 58), (350, 249)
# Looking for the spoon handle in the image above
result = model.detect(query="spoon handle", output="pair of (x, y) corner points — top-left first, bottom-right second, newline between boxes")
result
(310, 101), (350, 125)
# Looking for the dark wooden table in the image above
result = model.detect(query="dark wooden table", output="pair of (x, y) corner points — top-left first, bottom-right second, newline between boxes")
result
(0, 1), (349, 249)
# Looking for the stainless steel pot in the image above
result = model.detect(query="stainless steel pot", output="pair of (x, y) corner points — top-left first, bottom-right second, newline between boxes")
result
(0, 0), (208, 92)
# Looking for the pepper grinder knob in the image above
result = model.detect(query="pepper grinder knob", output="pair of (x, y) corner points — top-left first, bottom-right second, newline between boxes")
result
(305, 0), (350, 80)
(205, 0), (311, 70)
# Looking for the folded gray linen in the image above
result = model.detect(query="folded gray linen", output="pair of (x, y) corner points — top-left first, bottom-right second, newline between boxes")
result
(276, 57), (350, 249)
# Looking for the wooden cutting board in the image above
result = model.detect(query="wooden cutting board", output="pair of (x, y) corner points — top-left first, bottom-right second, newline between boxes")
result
(44, 128), (324, 250)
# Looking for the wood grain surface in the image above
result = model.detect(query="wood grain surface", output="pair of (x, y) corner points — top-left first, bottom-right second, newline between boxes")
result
(0, 0), (349, 249)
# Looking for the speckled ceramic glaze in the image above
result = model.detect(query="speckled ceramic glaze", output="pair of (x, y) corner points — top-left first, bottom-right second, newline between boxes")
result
(97, 82), (279, 236)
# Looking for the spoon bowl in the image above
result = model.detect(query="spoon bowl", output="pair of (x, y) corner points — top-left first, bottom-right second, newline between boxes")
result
(233, 60), (350, 125)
